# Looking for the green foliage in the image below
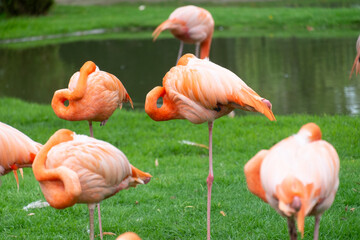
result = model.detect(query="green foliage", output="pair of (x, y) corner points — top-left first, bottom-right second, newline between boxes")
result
(0, 4), (359, 41)
(0, 98), (359, 239)
(2, 0), (54, 16)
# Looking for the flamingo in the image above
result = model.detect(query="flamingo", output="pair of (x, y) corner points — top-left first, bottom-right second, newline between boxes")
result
(244, 123), (339, 240)
(350, 35), (360, 78)
(152, 5), (214, 62)
(32, 129), (151, 240)
(0, 121), (42, 189)
(51, 60), (133, 238)
(116, 232), (141, 240)
(51, 60), (133, 138)
(145, 53), (275, 240)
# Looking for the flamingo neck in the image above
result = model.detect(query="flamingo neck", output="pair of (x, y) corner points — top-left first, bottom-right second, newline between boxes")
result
(32, 129), (81, 209)
(145, 86), (178, 121)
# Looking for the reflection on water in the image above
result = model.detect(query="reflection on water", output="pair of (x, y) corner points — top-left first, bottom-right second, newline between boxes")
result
(0, 36), (359, 115)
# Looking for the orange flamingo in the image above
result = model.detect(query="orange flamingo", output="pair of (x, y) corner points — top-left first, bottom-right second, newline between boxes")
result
(52, 60), (133, 238)
(32, 129), (151, 240)
(350, 35), (360, 78)
(145, 54), (275, 240)
(152, 5), (214, 62)
(51, 61), (133, 137)
(0, 121), (42, 189)
(244, 123), (339, 240)
(116, 232), (141, 240)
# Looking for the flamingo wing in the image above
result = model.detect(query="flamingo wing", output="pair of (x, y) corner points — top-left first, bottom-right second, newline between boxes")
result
(163, 54), (275, 121)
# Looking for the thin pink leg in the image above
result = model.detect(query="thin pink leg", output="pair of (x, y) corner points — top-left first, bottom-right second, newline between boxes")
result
(89, 121), (93, 138)
(97, 203), (103, 240)
(313, 214), (321, 240)
(207, 121), (214, 240)
(195, 42), (200, 58)
(287, 217), (298, 240)
(88, 203), (95, 240)
(177, 41), (184, 64)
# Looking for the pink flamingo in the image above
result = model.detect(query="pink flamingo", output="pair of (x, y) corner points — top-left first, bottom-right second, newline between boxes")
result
(145, 54), (275, 239)
(32, 129), (151, 240)
(152, 5), (214, 62)
(244, 123), (339, 240)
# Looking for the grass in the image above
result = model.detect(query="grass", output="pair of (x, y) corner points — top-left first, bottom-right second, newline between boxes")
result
(0, 97), (359, 239)
(1, 2), (360, 44)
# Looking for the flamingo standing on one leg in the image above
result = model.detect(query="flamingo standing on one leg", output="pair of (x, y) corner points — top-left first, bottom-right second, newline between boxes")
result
(145, 54), (275, 240)
(152, 5), (214, 63)
(51, 60), (133, 138)
(350, 35), (360, 78)
(0, 121), (42, 189)
(51, 60), (133, 239)
(244, 123), (339, 240)
(32, 129), (151, 240)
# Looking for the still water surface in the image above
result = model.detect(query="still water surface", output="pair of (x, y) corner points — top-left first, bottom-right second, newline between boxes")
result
(1, 36), (359, 116)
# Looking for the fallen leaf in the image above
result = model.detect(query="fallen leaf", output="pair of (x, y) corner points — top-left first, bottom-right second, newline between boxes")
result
(350, 208), (355, 212)
(155, 159), (159, 167)
(179, 140), (208, 149)
(27, 213), (35, 216)
(220, 211), (226, 216)
(306, 26), (314, 31)
(103, 232), (116, 236)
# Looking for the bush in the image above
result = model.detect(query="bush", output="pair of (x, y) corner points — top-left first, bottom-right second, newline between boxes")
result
(2, 0), (54, 16)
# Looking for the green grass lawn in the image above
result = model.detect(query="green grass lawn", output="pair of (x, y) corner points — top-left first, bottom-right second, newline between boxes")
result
(1, 2), (360, 43)
(0, 97), (359, 239)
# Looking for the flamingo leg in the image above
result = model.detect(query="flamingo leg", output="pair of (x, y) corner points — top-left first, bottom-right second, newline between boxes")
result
(89, 121), (93, 138)
(195, 42), (200, 58)
(287, 217), (298, 240)
(207, 121), (214, 240)
(177, 41), (184, 64)
(313, 214), (321, 240)
(97, 203), (103, 240)
(88, 203), (95, 240)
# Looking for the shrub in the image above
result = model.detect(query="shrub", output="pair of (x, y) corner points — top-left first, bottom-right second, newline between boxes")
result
(2, 0), (54, 16)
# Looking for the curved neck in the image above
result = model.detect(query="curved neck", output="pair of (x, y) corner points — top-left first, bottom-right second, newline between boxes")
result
(71, 61), (96, 100)
(200, 34), (213, 59)
(51, 61), (96, 120)
(145, 86), (178, 121)
(33, 129), (81, 209)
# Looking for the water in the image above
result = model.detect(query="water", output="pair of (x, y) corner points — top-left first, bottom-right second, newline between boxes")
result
(0, 36), (359, 115)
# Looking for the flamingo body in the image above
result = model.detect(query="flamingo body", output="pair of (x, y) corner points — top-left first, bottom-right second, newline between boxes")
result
(244, 123), (339, 239)
(152, 5), (214, 60)
(350, 35), (360, 78)
(145, 54), (275, 240)
(145, 54), (275, 123)
(32, 129), (151, 239)
(52, 61), (133, 124)
(0, 122), (42, 187)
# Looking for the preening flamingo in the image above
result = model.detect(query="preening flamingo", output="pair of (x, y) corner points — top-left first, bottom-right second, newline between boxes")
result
(350, 35), (360, 78)
(244, 123), (339, 240)
(32, 129), (151, 240)
(51, 60), (133, 137)
(116, 232), (141, 240)
(0, 121), (42, 189)
(145, 53), (275, 240)
(51, 60), (133, 238)
(152, 5), (214, 62)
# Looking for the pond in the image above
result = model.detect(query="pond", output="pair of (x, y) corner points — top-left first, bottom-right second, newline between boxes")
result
(0, 36), (359, 116)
